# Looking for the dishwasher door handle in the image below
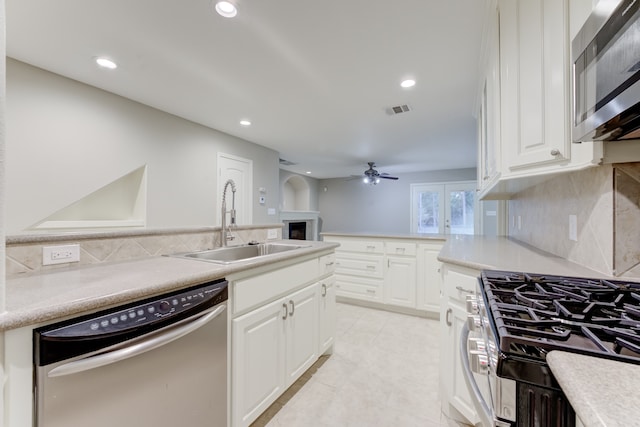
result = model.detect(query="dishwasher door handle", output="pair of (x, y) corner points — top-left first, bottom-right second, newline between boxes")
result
(48, 304), (226, 378)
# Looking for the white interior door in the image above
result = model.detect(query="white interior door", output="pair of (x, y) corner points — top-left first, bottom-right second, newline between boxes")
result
(217, 153), (253, 225)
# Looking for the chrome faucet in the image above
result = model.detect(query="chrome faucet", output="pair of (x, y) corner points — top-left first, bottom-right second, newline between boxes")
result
(221, 179), (237, 247)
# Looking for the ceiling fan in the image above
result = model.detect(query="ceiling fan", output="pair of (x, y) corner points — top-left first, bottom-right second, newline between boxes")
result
(351, 162), (399, 185)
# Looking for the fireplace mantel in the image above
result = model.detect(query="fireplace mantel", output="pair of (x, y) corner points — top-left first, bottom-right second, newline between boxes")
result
(280, 210), (320, 240)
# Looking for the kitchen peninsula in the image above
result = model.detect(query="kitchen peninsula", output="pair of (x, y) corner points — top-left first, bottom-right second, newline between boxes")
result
(2, 227), (338, 427)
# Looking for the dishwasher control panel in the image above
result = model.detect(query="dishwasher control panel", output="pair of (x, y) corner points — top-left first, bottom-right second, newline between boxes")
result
(39, 279), (228, 339)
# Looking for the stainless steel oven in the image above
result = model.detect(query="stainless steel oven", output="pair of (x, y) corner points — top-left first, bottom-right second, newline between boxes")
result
(573, 0), (640, 142)
(34, 279), (228, 427)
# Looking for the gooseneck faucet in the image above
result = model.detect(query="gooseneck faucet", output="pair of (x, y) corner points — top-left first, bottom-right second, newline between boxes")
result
(221, 179), (237, 247)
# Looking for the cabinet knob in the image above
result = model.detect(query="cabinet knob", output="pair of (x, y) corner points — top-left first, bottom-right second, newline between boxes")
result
(550, 149), (560, 156)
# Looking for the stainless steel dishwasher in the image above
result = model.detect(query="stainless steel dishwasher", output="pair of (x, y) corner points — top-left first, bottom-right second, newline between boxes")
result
(34, 279), (228, 427)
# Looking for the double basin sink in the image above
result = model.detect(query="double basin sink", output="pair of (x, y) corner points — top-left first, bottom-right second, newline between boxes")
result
(170, 242), (310, 264)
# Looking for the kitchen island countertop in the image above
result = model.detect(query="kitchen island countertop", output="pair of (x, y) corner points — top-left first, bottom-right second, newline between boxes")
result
(1, 240), (337, 331)
(547, 351), (640, 427)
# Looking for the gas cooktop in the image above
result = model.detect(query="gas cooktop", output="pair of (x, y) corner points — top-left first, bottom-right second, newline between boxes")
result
(480, 270), (640, 364)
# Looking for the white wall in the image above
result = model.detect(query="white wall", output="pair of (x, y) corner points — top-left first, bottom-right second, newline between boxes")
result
(6, 59), (280, 233)
(279, 170), (320, 212)
(318, 168), (477, 234)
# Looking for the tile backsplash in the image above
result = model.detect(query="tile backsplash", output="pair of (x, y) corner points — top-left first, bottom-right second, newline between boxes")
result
(6, 225), (282, 277)
(509, 163), (640, 278)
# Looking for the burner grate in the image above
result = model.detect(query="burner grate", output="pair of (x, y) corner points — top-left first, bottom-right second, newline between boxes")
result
(481, 270), (640, 364)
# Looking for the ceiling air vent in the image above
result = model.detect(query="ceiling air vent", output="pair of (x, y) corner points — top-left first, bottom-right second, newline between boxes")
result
(279, 158), (297, 166)
(386, 104), (412, 115)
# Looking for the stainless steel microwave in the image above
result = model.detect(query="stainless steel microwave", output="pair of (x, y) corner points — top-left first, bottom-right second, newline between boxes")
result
(573, 0), (640, 142)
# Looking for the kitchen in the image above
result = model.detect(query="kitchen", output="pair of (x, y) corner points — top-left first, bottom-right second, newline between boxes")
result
(2, 0), (640, 426)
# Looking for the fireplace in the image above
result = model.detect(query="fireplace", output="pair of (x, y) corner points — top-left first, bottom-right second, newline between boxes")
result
(280, 210), (320, 241)
(288, 222), (306, 240)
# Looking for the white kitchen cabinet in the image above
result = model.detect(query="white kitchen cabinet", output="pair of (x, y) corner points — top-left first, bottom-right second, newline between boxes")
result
(323, 234), (442, 316)
(232, 296), (287, 427)
(318, 276), (336, 354)
(232, 282), (318, 427)
(385, 255), (417, 308)
(285, 284), (319, 385)
(440, 263), (481, 426)
(416, 242), (443, 313)
(478, 0), (603, 199)
(477, 0), (502, 193)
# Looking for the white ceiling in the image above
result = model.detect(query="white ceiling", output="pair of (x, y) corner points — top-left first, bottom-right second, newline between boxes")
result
(6, 0), (488, 179)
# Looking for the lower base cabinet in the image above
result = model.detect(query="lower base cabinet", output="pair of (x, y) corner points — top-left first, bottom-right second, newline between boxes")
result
(232, 282), (319, 427)
(318, 276), (336, 354)
(440, 263), (481, 426)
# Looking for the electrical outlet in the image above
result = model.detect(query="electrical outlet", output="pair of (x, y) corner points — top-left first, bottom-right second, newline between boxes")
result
(569, 215), (578, 241)
(43, 244), (80, 266)
(267, 229), (278, 239)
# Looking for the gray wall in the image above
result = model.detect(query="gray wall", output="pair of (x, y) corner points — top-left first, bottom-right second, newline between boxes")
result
(6, 59), (280, 233)
(318, 168), (477, 234)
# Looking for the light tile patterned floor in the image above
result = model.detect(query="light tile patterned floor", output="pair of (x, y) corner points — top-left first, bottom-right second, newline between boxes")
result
(254, 302), (470, 427)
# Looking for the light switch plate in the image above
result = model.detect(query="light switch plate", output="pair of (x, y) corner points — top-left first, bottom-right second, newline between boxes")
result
(267, 229), (278, 239)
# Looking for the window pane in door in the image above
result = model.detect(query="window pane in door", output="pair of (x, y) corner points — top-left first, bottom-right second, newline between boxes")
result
(449, 190), (475, 235)
(417, 191), (440, 233)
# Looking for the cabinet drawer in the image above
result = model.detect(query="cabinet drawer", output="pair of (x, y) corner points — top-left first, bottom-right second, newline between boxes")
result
(318, 253), (336, 275)
(385, 241), (417, 256)
(233, 259), (318, 314)
(442, 264), (480, 301)
(335, 275), (383, 302)
(331, 239), (383, 254)
(335, 253), (384, 278)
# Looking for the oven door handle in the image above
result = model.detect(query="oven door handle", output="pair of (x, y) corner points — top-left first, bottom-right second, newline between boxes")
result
(460, 323), (494, 427)
(48, 304), (226, 378)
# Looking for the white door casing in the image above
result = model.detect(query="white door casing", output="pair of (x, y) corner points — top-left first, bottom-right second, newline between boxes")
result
(217, 153), (253, 226)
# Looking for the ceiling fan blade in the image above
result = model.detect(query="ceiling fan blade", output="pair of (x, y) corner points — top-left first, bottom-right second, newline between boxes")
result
(379, 175), (399, 180)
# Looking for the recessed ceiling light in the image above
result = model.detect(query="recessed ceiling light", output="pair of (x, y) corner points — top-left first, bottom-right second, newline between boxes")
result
(306, 171), (312, 174)
(401, 79), (416, 88)
(240, 120), (251, 126)
(215, 1), (237, 18)
(95, 57), (117, 69)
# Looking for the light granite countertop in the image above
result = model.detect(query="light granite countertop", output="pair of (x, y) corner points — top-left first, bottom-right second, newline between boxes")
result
(321, 231), (448, 241)
(1, 240), (337, 331)
(438, 234), (610, 277)
(547, 351), (640, 427)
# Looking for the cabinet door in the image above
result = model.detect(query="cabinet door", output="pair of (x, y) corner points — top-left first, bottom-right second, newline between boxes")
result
(478, 0), (502, 190)
(416, 244), (442, 313)
(449, 302), (479, 424)
(440, 264), (481, 425)
(500, 0), (571, 171)
(318, 276), (336, 354)
(385, 256), (417, 308)
(232, 298), (287, 427)
(285, 283), (319, 387)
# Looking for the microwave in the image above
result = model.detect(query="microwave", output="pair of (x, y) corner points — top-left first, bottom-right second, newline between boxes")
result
(572, 0), (640, 142)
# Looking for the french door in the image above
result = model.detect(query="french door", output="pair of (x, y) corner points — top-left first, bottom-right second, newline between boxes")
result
(410, 182), (477, 234)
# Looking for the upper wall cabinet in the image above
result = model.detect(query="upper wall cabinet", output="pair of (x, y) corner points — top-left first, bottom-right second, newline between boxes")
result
(478, 0), (603, 199)
(478, 0), (502, 191)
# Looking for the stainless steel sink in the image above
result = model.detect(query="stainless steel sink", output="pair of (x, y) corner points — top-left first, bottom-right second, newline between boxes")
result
(170, 242), (310, 264)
